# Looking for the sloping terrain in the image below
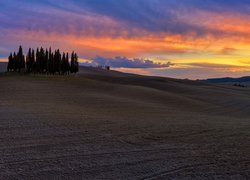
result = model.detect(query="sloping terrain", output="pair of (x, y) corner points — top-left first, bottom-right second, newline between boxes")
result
(0, 65), (250, 179)
(0, 62), (7, 73)
(201, 76), (250, 86)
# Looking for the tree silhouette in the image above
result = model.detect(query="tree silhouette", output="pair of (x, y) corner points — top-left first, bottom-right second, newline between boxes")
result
(17, 45), (25, 72)
(45, 49), (49, 74)
(26, 48), (32, 73)
(7, 53), (13, 72)
(66, 53), (70, 75)
(7, 46), (79, 75)
(32, 49), (35, 73)
(70, 51), (79, 73)
(35, 48), (40, 73)
(13, 52), (17, 71)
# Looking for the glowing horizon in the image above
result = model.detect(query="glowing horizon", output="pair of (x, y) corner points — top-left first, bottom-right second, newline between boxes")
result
(1, 0), (250, 79)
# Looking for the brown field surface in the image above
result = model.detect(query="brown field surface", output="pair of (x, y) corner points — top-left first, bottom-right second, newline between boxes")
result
(0, 63), (250, 179)
(0, 62), (7, 73)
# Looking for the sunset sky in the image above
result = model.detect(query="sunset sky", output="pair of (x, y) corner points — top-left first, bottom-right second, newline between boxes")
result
(1, 0), (250, 79)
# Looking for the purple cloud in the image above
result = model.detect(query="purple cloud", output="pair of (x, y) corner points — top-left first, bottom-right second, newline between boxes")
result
(1, 0), (248, 40)
(81, 56), (173, 69)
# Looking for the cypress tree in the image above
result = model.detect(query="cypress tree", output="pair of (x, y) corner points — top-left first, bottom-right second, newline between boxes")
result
(7, 53), (13, 72)
(48, 48), (52, 74)
(45, 49), (49, 73)
(13, 52), (17, 71)
(26, 48), (32, 73)
(36, 48), (40, 73)
(40, 47), (45, 73)
(17, 45), (25, 71)
(61, 52), (66, 74)
(54, 50), (57, 74)
(55, 49), (61, 74)
(66, 53), (70, 75)
(75, 53), (79, 73)
(51, 52), (55, 74)
(17, 46), (22, 71)
(31, 49), (35, 73)
(70, 52), (79, 73)
(21, 55), (25, 70)
(70, 51), (75, 73)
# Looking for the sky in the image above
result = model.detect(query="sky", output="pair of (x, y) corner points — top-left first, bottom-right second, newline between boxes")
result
(1, 0), (250, 79)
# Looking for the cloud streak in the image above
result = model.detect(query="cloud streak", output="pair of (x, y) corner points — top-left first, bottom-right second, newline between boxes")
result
(82, 56), (173, 69)
(1, 0), (250, 38)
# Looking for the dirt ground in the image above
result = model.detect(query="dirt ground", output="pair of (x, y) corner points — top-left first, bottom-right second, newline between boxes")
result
(0, 66), (250, 179)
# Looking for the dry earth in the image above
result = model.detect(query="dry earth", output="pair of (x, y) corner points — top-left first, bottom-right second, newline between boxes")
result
(0, 64), (250, 179)
(0, 62), (7, 73)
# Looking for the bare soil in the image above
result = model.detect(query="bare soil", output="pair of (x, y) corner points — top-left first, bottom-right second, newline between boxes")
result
(0, 65), (250, 179)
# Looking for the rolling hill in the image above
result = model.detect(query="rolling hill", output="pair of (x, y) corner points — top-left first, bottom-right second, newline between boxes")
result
(0, 63), (250, 179)
(201, 76), (250, 86)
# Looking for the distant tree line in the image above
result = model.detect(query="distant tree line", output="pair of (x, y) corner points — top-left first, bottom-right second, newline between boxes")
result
(7, 45), (79, 74)
(233, 83), (247, 88)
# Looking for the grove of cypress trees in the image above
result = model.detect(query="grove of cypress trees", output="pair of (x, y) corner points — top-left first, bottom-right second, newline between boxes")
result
(7, 46), (79, 75)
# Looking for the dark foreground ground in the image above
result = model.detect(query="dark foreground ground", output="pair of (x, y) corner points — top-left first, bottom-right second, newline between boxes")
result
(0, 65), (250, 179)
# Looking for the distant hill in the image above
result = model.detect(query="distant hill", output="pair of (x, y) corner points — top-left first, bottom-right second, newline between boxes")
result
(200, 76), (250, 86)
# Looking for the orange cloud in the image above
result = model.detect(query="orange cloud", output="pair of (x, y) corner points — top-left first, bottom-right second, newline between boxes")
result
(219, 47), (237, 55)
(4, 10), (250, 74)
